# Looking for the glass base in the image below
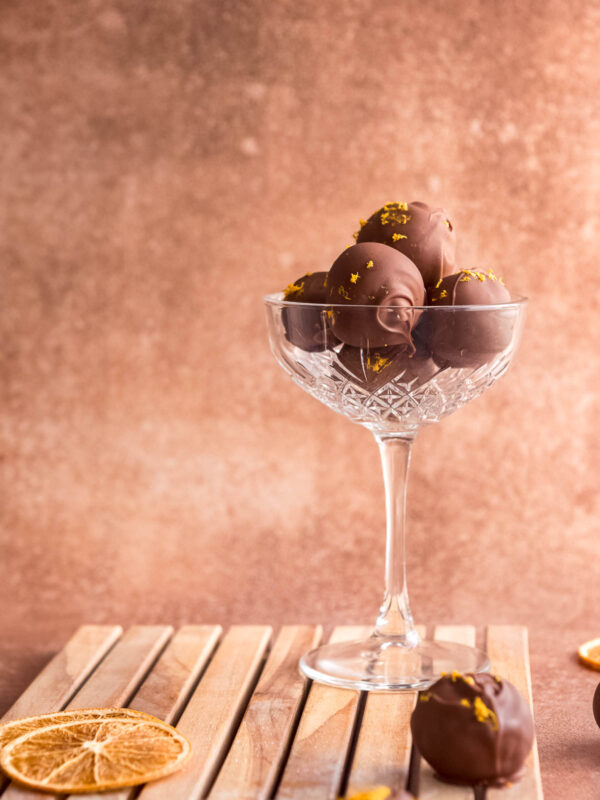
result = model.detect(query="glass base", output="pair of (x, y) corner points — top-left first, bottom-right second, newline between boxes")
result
(300, 634), (490, 691)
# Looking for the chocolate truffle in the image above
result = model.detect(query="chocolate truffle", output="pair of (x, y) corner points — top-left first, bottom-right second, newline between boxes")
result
(282, 271), (337, 352)
(337, 343), (437, 390)
(593, 682), (600, 728)
(410, 672), (534, 788)
(327, 242), (425, 348)
(424, 269), (512, 368)
(356, 201), (456, 287)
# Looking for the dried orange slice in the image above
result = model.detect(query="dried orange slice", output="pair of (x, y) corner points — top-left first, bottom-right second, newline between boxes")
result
(0, 716), (191, 793)
(0, 708), (156, 749)
(345, 788), (392, 800)
(578, 638), (600, 670)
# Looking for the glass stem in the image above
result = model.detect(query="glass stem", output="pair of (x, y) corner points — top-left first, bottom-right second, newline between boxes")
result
(372, 433), (419, 644)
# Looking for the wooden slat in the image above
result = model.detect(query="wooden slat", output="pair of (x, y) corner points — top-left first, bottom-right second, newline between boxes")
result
(419, 626), (477, 800)
(128, 625), (221, 722)
(65, 625), (173, 709)
(432, 625), (476, 648)
(210, 625), (322, 800)
(73, 625), (222, 800)
(276, 626), (371, 800)
(0, 625), (122, 794)
(2, 625), (173, 800)
(487, 626), (544, 800)
(0, 625), (122, 723)
(345, 626), (426, 798)
(138, 625), (272, 800)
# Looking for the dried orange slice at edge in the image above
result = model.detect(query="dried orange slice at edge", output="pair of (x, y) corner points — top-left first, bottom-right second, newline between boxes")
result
(0, 716), (191, 793)
(578, 638), (600, 670)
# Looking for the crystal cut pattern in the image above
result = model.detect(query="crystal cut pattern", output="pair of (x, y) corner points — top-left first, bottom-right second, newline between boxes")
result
(286, 345), (513, 433)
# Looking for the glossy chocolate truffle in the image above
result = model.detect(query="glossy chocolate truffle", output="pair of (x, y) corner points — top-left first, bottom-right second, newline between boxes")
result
(282, 271), (336, 352)
(327, 242), (425, 348)
(410, 672), (534, 787)
(593, 682), (600, 728)
(337, 343), (437, 390)
(356, 201), (456, 287)
(424, 269), (513, 368)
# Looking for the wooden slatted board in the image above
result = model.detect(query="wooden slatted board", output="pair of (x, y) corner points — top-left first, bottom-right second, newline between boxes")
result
(0, 625), (543, 799)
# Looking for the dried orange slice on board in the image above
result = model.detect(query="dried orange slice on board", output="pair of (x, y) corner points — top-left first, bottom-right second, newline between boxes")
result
(0, 717), (191, 793)
(346, 788), (392, 800)
(0, 707), (157, 749)
(578, 638), (600, 670)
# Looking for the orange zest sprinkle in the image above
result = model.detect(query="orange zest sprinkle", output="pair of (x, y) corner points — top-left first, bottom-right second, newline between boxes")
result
(284, 282), (303, 299)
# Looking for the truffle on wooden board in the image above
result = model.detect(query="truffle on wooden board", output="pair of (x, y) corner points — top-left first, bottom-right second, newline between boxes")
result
(410, 672), (534, 788)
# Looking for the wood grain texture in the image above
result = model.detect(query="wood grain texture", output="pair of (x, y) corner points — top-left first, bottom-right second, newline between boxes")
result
(64, 625), (173, 710)
(129, 625), (222, 723)
(0, 624), (543, 800)
(138, 625), (272, 800)
(210, 625), (322, 800)
(0, 625), (122, 723)
(487, 626), (544, 800)
(0, 625), (122, 794)
(276, 626), (371, 800)
(418, 626), (477, 800)
(345, 626), (426, 798)
(73, 625), (222, 800)
(2, 625), (172, 800)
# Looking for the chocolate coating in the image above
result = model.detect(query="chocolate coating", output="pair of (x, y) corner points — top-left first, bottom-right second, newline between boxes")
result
(410, 672), (534, 787)
(338, 343), (437, 390)
(327, 242), (425, 348)
(282, 271), (337, 352)
(593, 683), (600, 728)
(356, 201), (456, 287)
(424, 269), (512, 368)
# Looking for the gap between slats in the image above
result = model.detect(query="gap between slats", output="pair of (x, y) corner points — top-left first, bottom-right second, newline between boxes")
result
(209, 625), (322, 800)
(69, 625), (222, 800)
(275, 626), (372, 800)
(486, 626), (544, 800)
(343, 626), (427, 798)
(0, 625), (123, 796)
(0, 626), (123, 724)
(138, 625), (272, 800)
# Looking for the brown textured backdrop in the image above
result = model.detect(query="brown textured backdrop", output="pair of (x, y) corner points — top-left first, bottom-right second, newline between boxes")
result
(2, 1), (600, 796)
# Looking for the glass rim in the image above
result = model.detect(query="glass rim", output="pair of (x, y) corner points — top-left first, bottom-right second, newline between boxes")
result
(264, 291), (529, 312)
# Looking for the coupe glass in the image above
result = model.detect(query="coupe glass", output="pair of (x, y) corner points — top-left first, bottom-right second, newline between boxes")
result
(264, 293), (527, 690)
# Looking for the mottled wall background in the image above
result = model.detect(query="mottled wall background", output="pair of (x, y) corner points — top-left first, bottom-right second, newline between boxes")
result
(2, 2), (600, 792)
